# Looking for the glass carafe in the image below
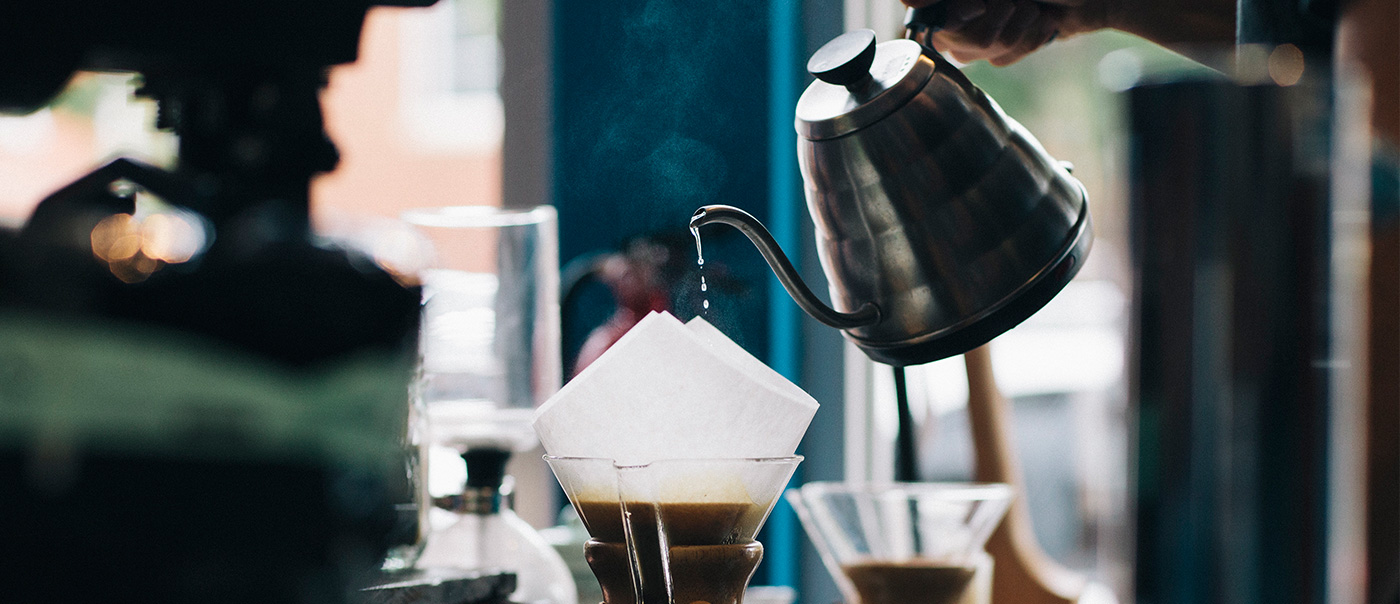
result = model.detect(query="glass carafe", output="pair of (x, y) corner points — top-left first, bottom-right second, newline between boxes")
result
(786, 482), (1013, 604)
(545, 456), (801, 604)
(417, 449), (578, 604)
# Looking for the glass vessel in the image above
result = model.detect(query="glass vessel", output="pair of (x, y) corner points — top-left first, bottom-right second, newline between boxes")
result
(545, 456), (802, 604)
(786, 482), (1013, 604)
(403, 205), (561, 453)
(417, 450), (578, 604)
(401, 205), (566, 600)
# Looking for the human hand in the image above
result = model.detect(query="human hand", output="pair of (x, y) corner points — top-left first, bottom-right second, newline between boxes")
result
(903, 0), (1109, 65)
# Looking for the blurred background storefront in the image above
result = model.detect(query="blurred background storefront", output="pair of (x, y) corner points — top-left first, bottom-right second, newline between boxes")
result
(0, 1), (1386, 603)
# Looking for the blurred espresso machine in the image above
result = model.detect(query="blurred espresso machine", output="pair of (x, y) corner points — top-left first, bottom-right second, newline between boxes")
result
(0, 2), (444, 602)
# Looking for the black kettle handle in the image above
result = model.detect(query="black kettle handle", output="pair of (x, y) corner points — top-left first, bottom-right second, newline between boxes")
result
(903, 5), (949, 42)
(903, 5), (986, 101)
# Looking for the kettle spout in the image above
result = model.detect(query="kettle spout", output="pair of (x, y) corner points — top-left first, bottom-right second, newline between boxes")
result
(689, 205), (880, 330)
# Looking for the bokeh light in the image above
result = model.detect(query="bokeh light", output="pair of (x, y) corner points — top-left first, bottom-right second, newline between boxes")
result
(1268, 44), (1305, 86)
(90, 207), (207, 282)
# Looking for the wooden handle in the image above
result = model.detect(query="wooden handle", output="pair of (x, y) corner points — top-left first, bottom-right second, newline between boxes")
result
(964, 344), (1086, 604)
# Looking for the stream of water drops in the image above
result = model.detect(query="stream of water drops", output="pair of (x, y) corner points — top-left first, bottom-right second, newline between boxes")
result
(690, 226), (709, 312)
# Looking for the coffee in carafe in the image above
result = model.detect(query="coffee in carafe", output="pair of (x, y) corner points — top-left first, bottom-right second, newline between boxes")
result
(842, 558), (987, 604)
(573, 499), (764, 604)
(578, 499), (765, 604)
(788, 482), (1012, 604)
(546, 457), (800, 604)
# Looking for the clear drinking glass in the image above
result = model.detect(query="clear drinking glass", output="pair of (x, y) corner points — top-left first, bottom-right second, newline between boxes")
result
(400, 205), (568, 602)
(401, 205), (561, 453)
(545, 456), (802, 604)
(786, 482), (1013, 604)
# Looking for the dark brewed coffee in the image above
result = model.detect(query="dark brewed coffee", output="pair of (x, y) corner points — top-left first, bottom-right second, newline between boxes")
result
(585, 540), (762, 604)
(583, 540), (634, 604)
(574, 500), (764, 604)
(841, 560), (980, 604)
(573, 500), (758, 544)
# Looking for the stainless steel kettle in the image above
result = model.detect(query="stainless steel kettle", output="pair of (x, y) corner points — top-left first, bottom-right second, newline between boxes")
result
(691, 15), (1092, 367)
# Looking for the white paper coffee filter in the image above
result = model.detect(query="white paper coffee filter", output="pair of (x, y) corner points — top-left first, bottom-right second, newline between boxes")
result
(684, 316), (813, 406)
(532, 311), (817, 465)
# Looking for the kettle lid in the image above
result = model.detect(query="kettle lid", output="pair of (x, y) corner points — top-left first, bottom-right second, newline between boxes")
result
(795, 30), (932, 140)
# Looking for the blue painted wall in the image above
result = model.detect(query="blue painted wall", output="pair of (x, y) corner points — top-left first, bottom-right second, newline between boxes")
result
(550, 0), (848, 597)
(552, 0), (778, 359)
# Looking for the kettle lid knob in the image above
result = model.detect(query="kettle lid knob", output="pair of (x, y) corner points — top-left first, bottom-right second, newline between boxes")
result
(807, 29), (877, 89)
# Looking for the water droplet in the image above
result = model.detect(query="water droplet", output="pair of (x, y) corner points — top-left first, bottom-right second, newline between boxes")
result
(703, 299), (710, 310)
(690, 226), (704, 267)
(700, 275), (708, 292)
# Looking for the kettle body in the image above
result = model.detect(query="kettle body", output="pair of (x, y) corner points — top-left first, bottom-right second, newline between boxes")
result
(794, 35), (1091, 365)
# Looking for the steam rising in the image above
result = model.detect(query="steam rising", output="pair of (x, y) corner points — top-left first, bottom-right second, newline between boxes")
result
(572, 0), (759, 220)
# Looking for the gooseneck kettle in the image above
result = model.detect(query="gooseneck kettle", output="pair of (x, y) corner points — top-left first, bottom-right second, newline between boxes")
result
(691, 10), (1092, 367)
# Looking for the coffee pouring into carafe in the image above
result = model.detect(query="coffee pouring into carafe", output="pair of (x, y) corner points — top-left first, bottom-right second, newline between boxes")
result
(691, 7), (1091, 367)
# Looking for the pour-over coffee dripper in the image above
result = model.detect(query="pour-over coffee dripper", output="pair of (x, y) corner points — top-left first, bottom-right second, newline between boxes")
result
(787, 482), (1013, 604)
(545, 456), (802, 604)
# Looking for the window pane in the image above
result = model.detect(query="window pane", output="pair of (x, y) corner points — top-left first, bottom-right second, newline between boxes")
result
(313, 2), (504, 230)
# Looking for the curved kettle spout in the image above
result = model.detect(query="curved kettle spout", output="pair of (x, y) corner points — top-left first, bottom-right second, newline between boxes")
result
(689, 205), (880, 330)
